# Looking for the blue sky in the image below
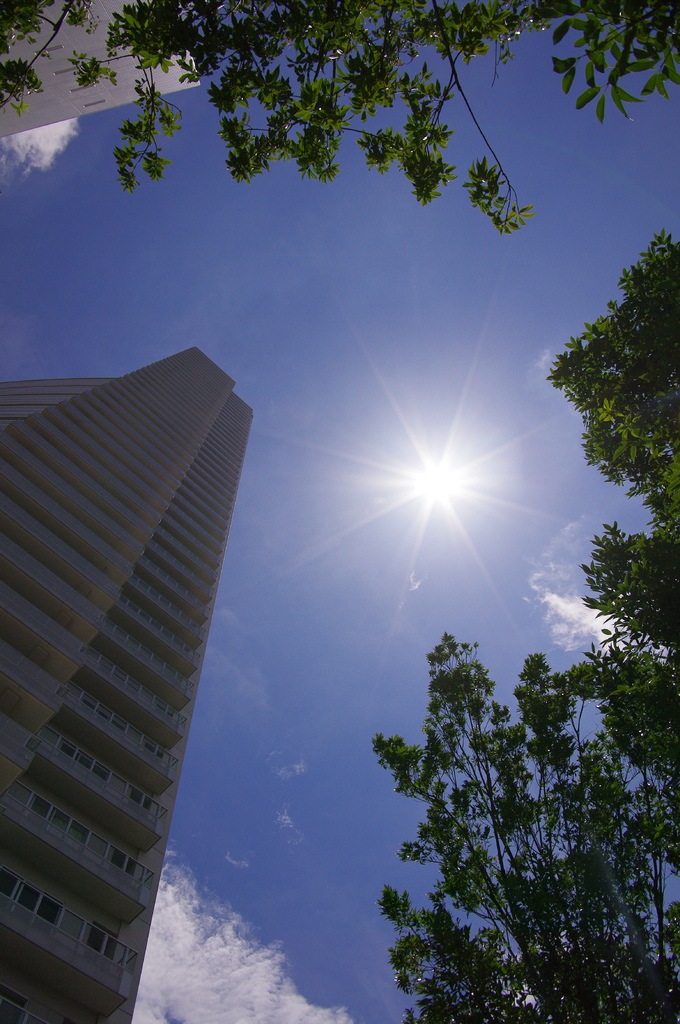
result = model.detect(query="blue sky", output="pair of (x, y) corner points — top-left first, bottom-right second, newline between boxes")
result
(1, 27), (678, 1024)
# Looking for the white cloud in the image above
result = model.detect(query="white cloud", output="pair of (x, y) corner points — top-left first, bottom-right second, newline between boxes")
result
(274, 760), (306, 781)
(408, 571), (425, 591)
(224, 852), (250, 869)
(276, 805), (303, 845)
(529, 520), (606, 651)
(133, 864), (354, 1024)
(532, 589), (604, 651)
(0, 119), (79, 178)
(534, 348), (552, 372)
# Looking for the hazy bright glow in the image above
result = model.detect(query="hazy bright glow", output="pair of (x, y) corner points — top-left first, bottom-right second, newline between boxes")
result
(410, 461), (467, 505)
(281, 355), (551, 609)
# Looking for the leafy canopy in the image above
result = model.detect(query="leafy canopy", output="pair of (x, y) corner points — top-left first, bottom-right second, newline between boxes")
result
(374, 636), (680, 1023)
(375, 235), (680, 1021)
(3, 1), (680, 228)
(551, 231), (680, 656)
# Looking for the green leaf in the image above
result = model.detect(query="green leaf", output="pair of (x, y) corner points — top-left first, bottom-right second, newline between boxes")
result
(590, 49), (607, 73)
(575, 85), (600, 109)
(552, 18), (571, 45)
(562, 66), (576, 93)
(596, 92), (606, 122)
(641, 73), (658, 96)
(553, 56), (576, 74)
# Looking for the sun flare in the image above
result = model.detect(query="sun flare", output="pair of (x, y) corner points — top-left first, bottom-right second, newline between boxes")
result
(411, 462), (465, 505)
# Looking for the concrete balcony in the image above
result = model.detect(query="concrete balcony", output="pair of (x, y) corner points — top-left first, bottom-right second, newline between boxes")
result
(0, 490), (120, 612)
(111, 595), (200, 675)
(42, 408), (165, 513)
(0, 881), (135, 1015)
(15, 419), (161, 531)
(177, 478), (228, 532)
(166, 498), (223, 551)
(0, 458), (132, 585)
(126, 573), (205, 647)
(161, 510), (221, 566)
(190, 461), (235, 508)
(135, 555), (209, 621)
(154, 526), (219, 587)
(0, 640), (61, 734)
(108, 380), (198, 458)
(0, 532), (105, 645)
(0, 712), (34, 795)
(0, 580), (86, 684)
(77, 390), (185, 483)
(96, 618), (194, 709)
(48, 405), (172, 510)
(0, 434), (144, 562)
(1, 783), (152, 922)
(172, 494), (225, 546)
(25, 726), (167, 850)
(78, 649), (186, 749)
(55, 680), (177, 793)
(145, 538), (214, 605)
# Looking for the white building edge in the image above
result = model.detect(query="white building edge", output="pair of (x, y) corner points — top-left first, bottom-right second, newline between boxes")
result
(0, 0), (198, 137)
(0, 347), (251, 1024)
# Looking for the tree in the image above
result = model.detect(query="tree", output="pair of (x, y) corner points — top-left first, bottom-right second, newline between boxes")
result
(551, 232), (680, 657)
(3, 2), (680, 229)
(549, 231), (680, 870)
(373, 636), (680, 1023)
(551, 231), (680, 526)
(374, 235), (680, 1021)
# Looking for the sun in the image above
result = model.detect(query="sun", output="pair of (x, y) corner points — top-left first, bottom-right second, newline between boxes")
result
(410, 461), (466, 506)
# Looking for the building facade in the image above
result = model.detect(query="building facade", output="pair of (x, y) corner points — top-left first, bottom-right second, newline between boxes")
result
(0, 0), (198, 138)
(0, 348), (251, 1024)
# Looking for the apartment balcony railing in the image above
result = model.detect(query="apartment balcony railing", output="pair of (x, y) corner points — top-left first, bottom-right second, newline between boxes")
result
(30, 725), (166, 849)
(59, 679), (177, 783)
(108, 384), (200, 462)
(0, 431), (144, 559)
(0, 996), (53, 1024)
(21, 419), (162, 528)
(177, 478), (227, 531)
(162, 510), (221, 565)
(0, 579), (86, 684)
(0, 639), (61, 733)
(0, 531), (104, 643)
(0, 490), (120, 606)
(36, 724), (166, 817)
(0, 712), (34, 791)
(145, 538), (214, 602)
(43, 407), (164, 520)
(127, 573), (205, 641)
(0, 459), (133, 584)
(77, 391), (182, 481)
(131, 362), (227, 420)
(116, 379), (200, 451)
(82, 647), (186, 741)
(51, 405), (172, 509)
(172, 494), (224, 546)
(135, 555), (209, 619)
(99, 618), (194, 701)
(2, 781), (153, 920)
(166, 499), (223, 553)
(115, 595), (200, 667)
(0, 869), (135, 1014)
(153, 526), (218, 583)
(190, 462), (235, 508)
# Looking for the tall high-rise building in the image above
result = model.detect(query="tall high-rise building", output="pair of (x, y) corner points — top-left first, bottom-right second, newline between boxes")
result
(0, 348), (251, 1024)
(0, 0), (198, 138)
